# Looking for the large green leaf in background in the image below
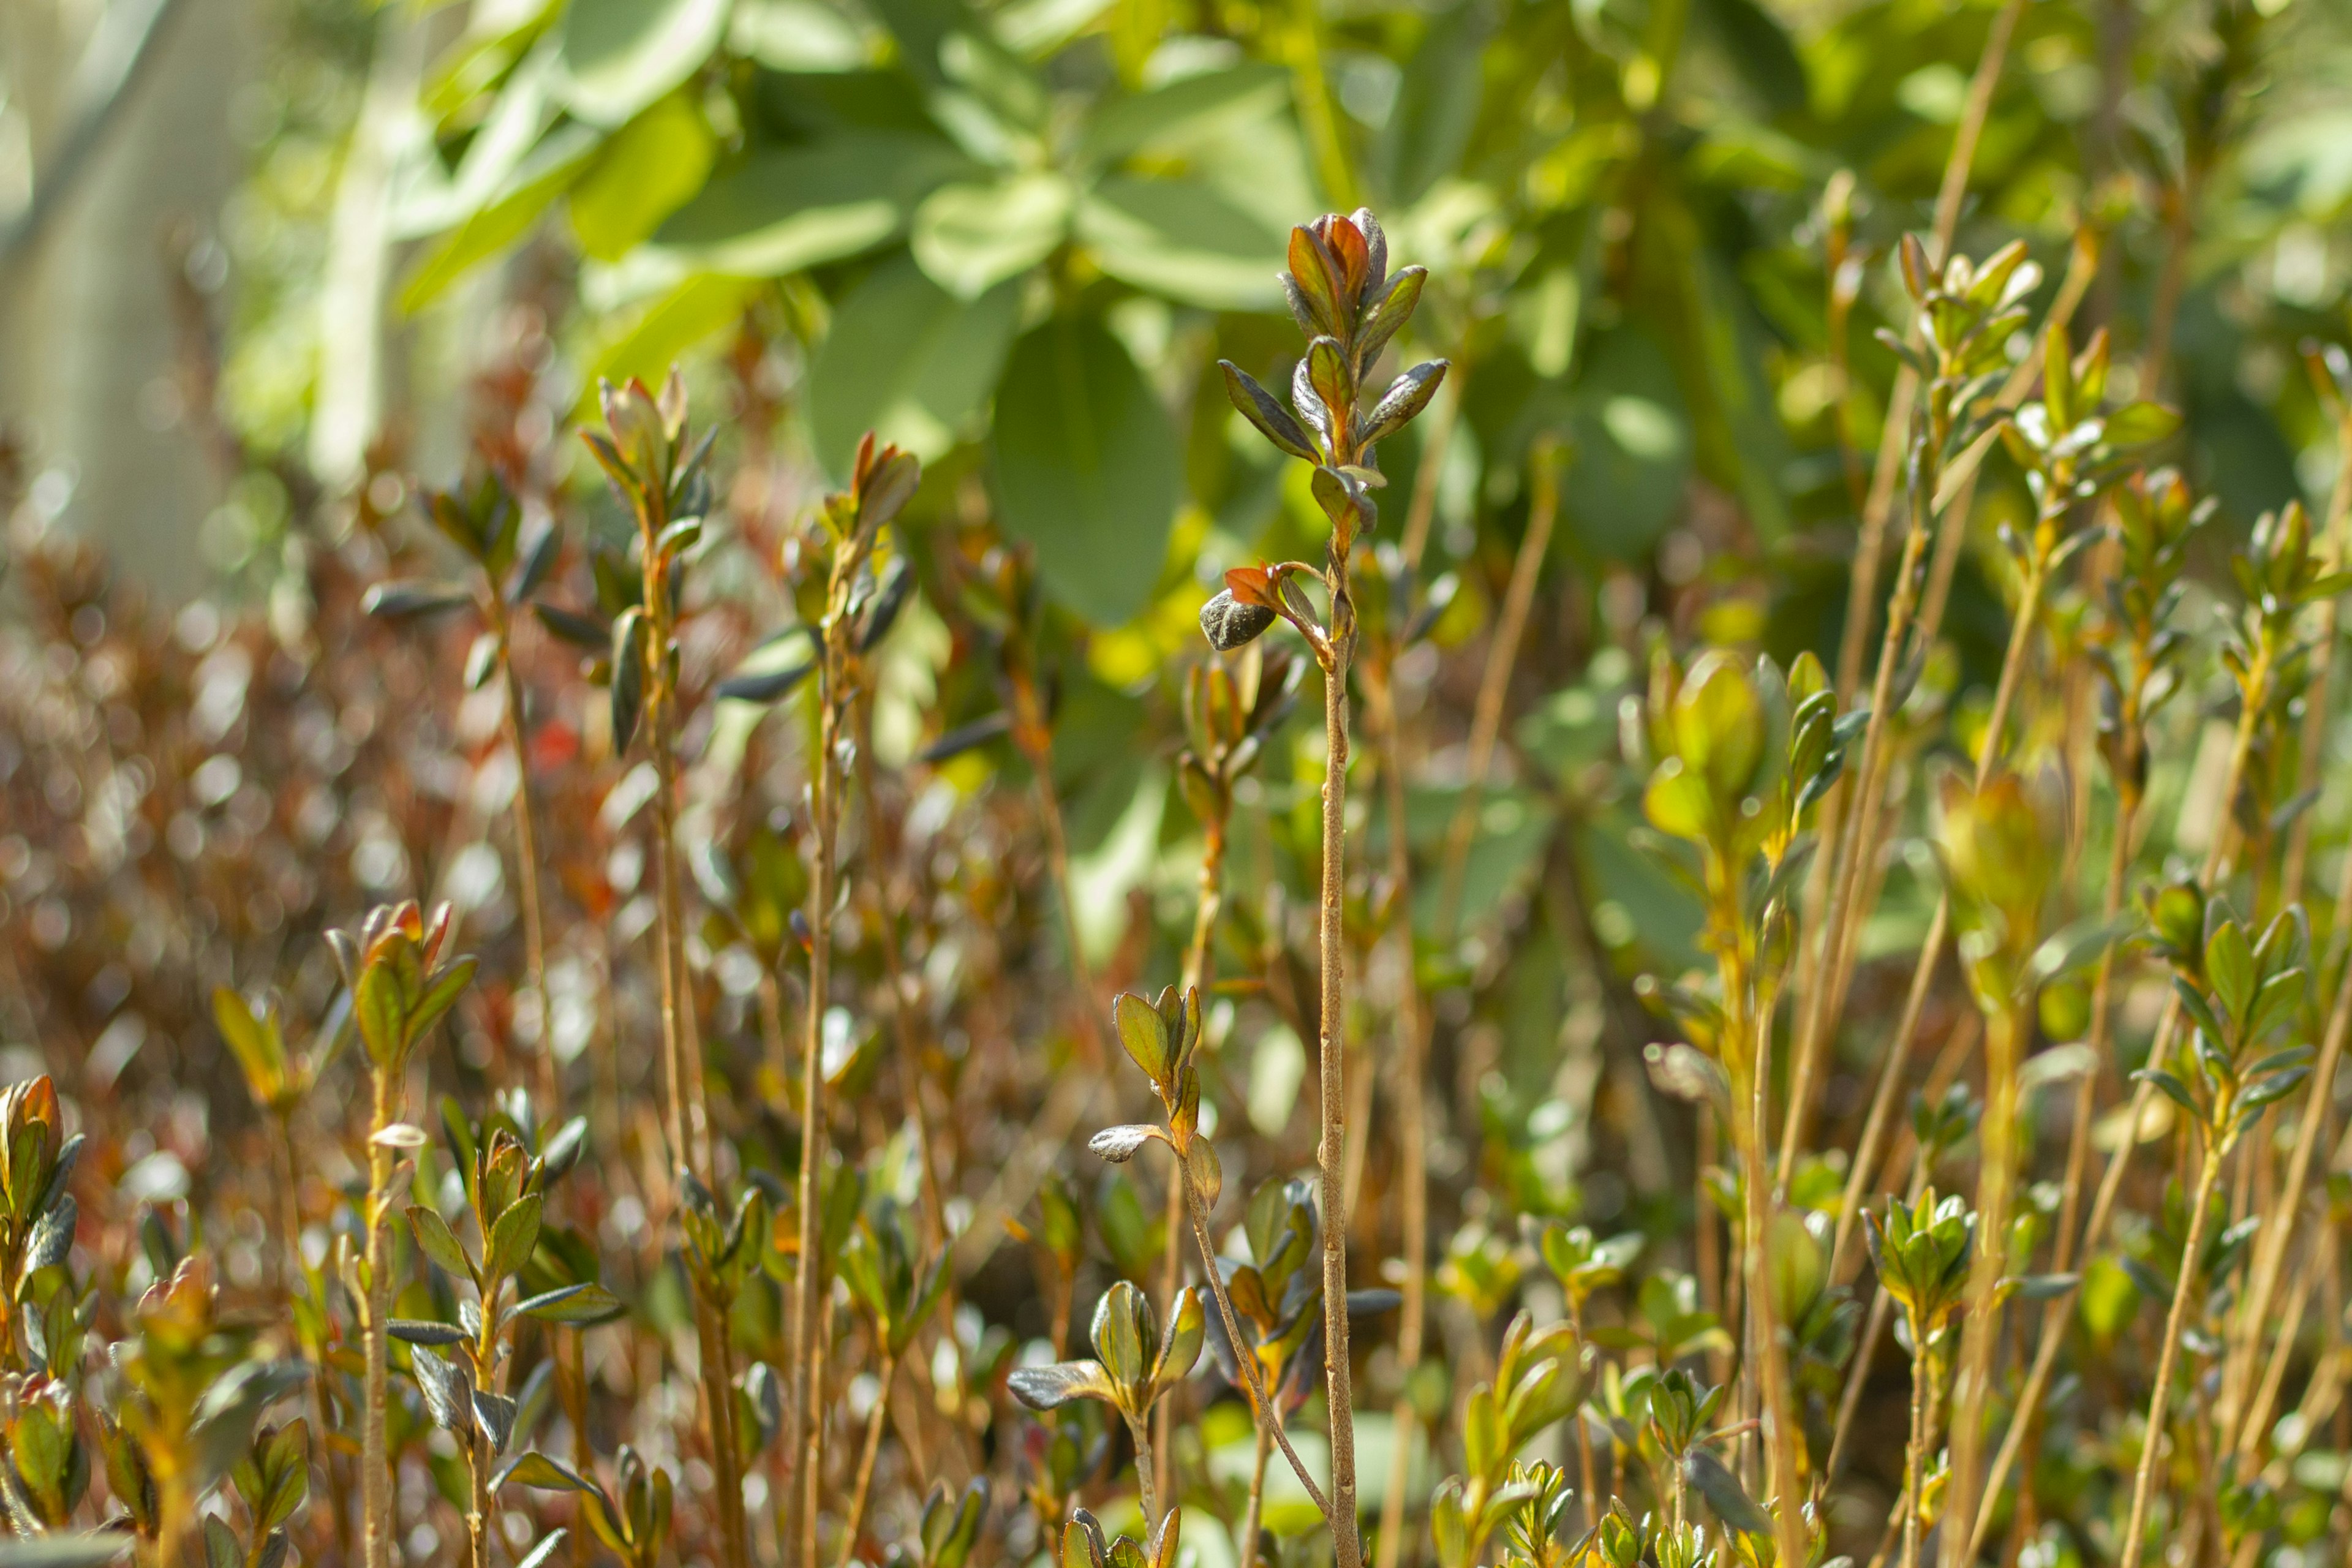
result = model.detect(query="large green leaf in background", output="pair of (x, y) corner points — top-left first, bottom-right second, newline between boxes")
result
(556, 0), (734, 126)
(649, 132), (971, 274)
(990, 316), (1180, 625)
(1564, 326), (1693, 561)
(1075, 176), (1287, 310)
(1076, 62), (1291, 166)
(807, 255), (1022, 476)
(568, 94), (717, 260)
(911, 172), (1074, 297)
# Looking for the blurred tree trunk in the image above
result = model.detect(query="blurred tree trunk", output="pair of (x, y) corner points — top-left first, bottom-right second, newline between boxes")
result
(309, 7), (423, 489)
(0, 0), (252, 598)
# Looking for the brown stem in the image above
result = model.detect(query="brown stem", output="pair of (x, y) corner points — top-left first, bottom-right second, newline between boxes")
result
(1315, 564), (1363, 1568)
(488, 595), (556, 1112)
(1240, 1422), (1274, 1568)
(1181, 1174), (1334, 1517)
(1158, 812), (1228, 1510)
(2117, 1144), (2225, 1568)
(834, 1348), (898, 1568)
(649, 642), (748, 1568)
(1370, 663), (1430, 1568)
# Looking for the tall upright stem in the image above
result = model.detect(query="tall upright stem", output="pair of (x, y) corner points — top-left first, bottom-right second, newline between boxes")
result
(1371, 666), (1430, 1568)
(1938, 1001), (2024, 1568)
(1316, 564), (1362, 1568)
(488, 594), (555, 1110)
(641, 518), (747, 1568)
(1157, 812), (1226, 1510)
(834, 1348), (897, 1568)
(362, 1069), (398, 1568)
(2117, 1146), (2224, 1568)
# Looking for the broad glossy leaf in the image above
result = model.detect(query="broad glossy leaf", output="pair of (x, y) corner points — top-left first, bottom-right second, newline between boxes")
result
(1078, 64), (1290, 165)
(568, 95), (716, 260)
(401, 126), (603, 312)
(554, 0), (731, 126)
(649, 134), (970, 275)
(911, 172), (1072, 298)
(808, 254), (1021, 477)
(1074, 176), (1286, 310)
(989, 315), (1178, 626)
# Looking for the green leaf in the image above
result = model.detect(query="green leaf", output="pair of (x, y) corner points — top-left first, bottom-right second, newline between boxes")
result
(1685, 1449), (1772, 1536)
(568, 95), (717, 260)
(989, 315), (1179, 626)
(1370, 3), (1488, 207)
(1690, 0), (1807, 116)
(518, 1282), (628, 1325)
(807, 253), (1020, 477)
(2103, 400), (2182, 448)
(910, 172), (1072, 298)
(495, 1451), (596, 1493)
(583, 275), (760, 408)
(1073, 176), (1286, 310)
(400, 126), (603, 313)
(407, 1205), (477, 1283)
(1078, 64), (1291, 165)
(649, 134), (970, 276)
(554, 0), (732, 127)
(0, 1539), (132, 1568)
(1004, 1359), (1116, 1409)
(489, 1193), (546, 1282)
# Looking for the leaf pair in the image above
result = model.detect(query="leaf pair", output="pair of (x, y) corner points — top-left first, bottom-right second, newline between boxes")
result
(1006, 1280), (1203, 1428)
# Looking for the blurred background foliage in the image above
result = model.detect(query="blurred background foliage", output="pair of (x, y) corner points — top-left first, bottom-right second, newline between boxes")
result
(6, 0), (2352, 1556)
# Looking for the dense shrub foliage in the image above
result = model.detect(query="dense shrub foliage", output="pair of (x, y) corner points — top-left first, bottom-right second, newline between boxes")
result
(4, 1), (2352, 1567)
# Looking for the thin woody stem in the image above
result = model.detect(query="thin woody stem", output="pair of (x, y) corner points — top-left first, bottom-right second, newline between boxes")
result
(1181, 1174), (1335, 1519)
(833, 1348), (897, 1568)
(1315, 556), (1362, 1568)
(2117, 1145), (2225, 1568)
(486, 592), (556, 1112)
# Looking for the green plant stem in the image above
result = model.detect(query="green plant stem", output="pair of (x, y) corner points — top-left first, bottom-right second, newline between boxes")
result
(467, 1258), (516, 1568)
(1315, 557), (1363, 1568)
(1806, 0), (2029, 1065)
(791, 624), (848, 1568)
(1937, 998), (2026, 1568)
(1738, 973), (1809, 1568)
(2117, 1142), (2225, 1568)
(833, 1347), (897, 1568)
(1962, 666), (2267, 1555)
(1126, 1412), (1162, 1532)
(2220, 453), (2352, 1450)
(1805, 243), (2100, 1231)
(362, 1068), (398, 1568)
(1894, 1322), (1935, 1568)
(802, 1287), (837, 1568)
(1960, 769), (2141, 1562)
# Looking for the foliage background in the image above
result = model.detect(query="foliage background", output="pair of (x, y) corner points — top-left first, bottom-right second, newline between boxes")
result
(7, 0), (2352, 1561)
